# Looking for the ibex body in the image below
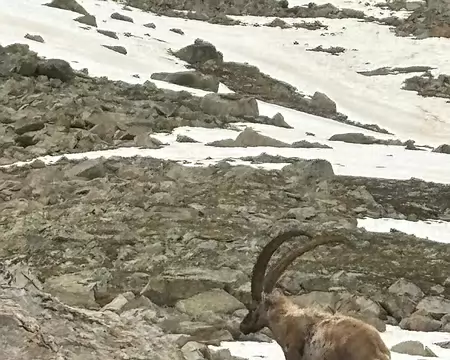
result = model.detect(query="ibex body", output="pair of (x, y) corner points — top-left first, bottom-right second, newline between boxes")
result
(239, 229), (391, 360)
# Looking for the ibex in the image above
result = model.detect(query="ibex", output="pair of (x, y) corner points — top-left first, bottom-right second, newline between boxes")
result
(239, 228), (391, 360)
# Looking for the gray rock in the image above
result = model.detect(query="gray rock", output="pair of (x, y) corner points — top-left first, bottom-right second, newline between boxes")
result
(433, 144), (450, 154)
(36, 58), (75, 82)
(176, 134), (199, 143)
(391, 340), (437, 357)
(270, 112), (292, 128)
(329, 132), (402, 146)
(151, 71), (220, 92)
(45, 0), (89, 15)
(102, 45), (127, 55)
(200, 93), (259, 118)
(74, 14), (97, 27)
(110, 12), (134, 23)
(24, 34), (44, 43)
(43, 271), (99, 309)
(399, 313), (442, 331)
(207, 127), (290, 148)
(310, 91), (337, 114)
(141, 267), (246, 306)
(144, 22), (156, 29)
(416, 296), (450, 317)
(175, 289), (245, 317)
(388, 278), (425, 302)
(65, 158), (107, 180)
(174, 38), (223, 65)
(291, 140), (332, 149)
(97, 29), (119, 39)
(170, 28), (185, 35)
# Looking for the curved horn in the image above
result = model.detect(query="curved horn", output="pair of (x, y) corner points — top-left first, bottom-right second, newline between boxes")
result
(263, 232), (349, 294)
(250, 229), (313, 303)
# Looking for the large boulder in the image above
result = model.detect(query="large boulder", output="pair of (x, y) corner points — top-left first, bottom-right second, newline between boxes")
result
(151, 71), (220, 92)
(174, 38), (223, 65)
(200, 93), (258, 118)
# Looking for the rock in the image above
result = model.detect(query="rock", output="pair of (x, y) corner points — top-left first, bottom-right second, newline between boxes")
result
(144, 22), (156, 29)
(200, 93), (259, 118)
(181, 342), (206, 360)
(141, 267), (246, 306)
(291, 140), (332, 149)
(14, 117), (45, 135)
(170, 28), (185, 35)
(102, 45), (127, 55)
(388, 278), (425, 302)
(433, 144), (450, 154)
(176, 134), (199, 143)
(24, 34), (44, 43)
(286, 207), (318, 220)
(36, 58), (75, 82)
(329, 132), (402, 146)
(74, 14), (97, 27)
(65, 158), (107, 180)
(97, 29), (119, 39)
(43, 271), (98, 309)
(110, 12), (134, 23)
(174, 38), (224, 65)
(391, 340), (437, 357)
(151, 71), (220, 92)
(281, 158), (335, 181)
(265, 18), (292, 28)
(175, 289), (245, 317)
(207, 127), (290, 148)
(435, 341), (450, 349)
(416, 296), (450, 317)
(101, 292), (135, 312)
(307, 45), (346, 56)
(310, 91), (337, 114)
(399, 313), (442, 332)
(270, 112), (291, 128)
(45, 0), (89, 15)
(134, 134), (164, 148)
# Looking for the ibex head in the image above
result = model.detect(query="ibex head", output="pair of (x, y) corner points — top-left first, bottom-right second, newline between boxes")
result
(239, 228), (349, 335)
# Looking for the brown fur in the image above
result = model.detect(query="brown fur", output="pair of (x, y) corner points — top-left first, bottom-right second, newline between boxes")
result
(239, 229), (391, 360)
(264, 291), (391, 360)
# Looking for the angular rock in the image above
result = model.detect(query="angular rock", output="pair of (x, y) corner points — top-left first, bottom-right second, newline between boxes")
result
(174, 38), (223, 65)
(170, 28), (185, 35)
(291, 140), (332, 149)
(74, 14), (97, 27)
(64, 158), (107, 180)
(433, 144), (450, 154)
(388, 278), (424, 302)
(310, 91), (337, 114)
(102, 45), (127, 55)
(45, 0), (89, 15)
(36, 58), (75, 82)
(399, 313), (442, 332)
(175, 289), (245, 317)
(141, 267), (247, 306)
(391, 340), (437, 357)
(176, 134), (199, 143)
(110, 12), (134, 23)
(416, 296), (450, 317)
(97, 29), (119, 39)
(24, 34), (45, 43)
(151, 70), (220, 92)
(200, 93), (258, 118)
(207, 127), (290, 148)
(144, 22), (156, 29)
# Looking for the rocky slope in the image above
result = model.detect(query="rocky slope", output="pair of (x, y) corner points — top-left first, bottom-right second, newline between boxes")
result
(1, 0), (450, 358)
